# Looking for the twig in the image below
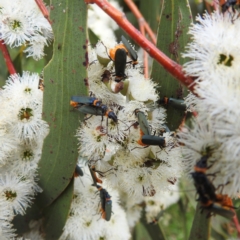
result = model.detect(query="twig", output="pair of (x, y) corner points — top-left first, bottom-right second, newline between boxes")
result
(211, 0), (220, 11)
(124, 0), (156, 45)
(0, 40), (16, 75)
(139, 23), (148, 78)
(35, 0), (52, 24)
(205, 2), (213, 13)
(232, 214), (240, 238)
(85, 0), (195, 93)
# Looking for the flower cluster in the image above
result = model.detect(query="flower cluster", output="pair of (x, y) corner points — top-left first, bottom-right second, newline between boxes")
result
(0, 71), (49, 239)
(0, 0), (53, 60)
(67, 39), (183, 232)
(179, 11), (240, 197)
(88, 0), (121, 42)
(60, 166), (131, 240)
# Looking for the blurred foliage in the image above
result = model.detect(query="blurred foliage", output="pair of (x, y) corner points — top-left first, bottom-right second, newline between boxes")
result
(159, 198), (195, 240)
(140, 213), (167, 240)
(188, 202), (211, 240)
(133, 222), (152, 240)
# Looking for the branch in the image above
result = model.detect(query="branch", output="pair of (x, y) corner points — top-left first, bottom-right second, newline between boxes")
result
(35, 0), (52, 24)
(124, 0), (156, 45)
(232, 214), (240, 238)
(85, 0), (195, 93)
(0, 40), (16, 75)
(139, 23), (149, 78)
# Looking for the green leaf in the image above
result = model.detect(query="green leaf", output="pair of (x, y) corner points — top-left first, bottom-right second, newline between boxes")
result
(44, 41), (53, 66)
(142, 220), (166, 240)
(37, 0), (88, 208)
(180, 175), (197, 209)
(188, 203), (211, 240)
(12, 51), (22, 75)
(133, 222), (152, 240)
(139, 0), (163, 35)
(151, 0), (192, 130)
(160, 196), (195, 239)
(12, 202), (42, 235)
(88, 28), (100, 47)
(42, 178), (74, 239)
(137, 209), (166, 240)
(211, 215), (231, 239)
(211, 227), (226, 240)
(0, 52), (8, 87)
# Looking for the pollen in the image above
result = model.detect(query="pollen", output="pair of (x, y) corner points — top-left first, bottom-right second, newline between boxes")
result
(11, 20), (22, 30)
(18, 107), (33, 120)
(24, 87), (32, 93)
(84, 221), (92, 227)
(4, 190), (17, 201)
(218, 54), (233, 67)
(22, 150), (33, 161)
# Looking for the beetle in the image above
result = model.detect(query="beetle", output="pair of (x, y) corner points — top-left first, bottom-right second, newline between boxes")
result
(88, 165), (103, 184)
(191, 155), (217, 202)
(133, 132), (166, 151)
(191, 154), (236, 219)
(141, 135), (165, 147)
(71, 96), (102, 107)
(197, 189), (235, 219)
(121, 35), (138, 67)
(75, 105), (104, 116)
(74, 165), (84, 177)
(222, 0), (237, 13)
(158, 97), (186, 111)
(77, 105), (118, 123)
(70, 96), (118, 123)
(114, 48), (127, 82)
(134, 109), (150, 135)
(88, 164), (98, 187)
(109, 43), (127, 61)
(88, 165), (112, 221)
(103, 42), (127, 82)
(209, 203), (235, 219)
(97, 185), (112, 221)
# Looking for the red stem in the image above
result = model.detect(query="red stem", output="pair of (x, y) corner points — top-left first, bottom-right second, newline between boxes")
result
(35, 0), (52, 24)
(210, 0), (220, 11)
(124, 0), (156, 45)
(85, 0), (195, 93)
(0, 40), (16, 75)
(232, 214), (240, 238)
(139, 23), (148, 78)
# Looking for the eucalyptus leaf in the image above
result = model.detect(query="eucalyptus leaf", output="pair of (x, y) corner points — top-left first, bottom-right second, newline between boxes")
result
(134, 221), (152, 240)
(12, 51), (22, 75)
(37, 0), (88, 208)
(12, 202), (42, 235)
(140, 211), (166, 240)
(151, 0), (192, 130)
(211, 215), (232, 239)
(0, 51), (8, 87)
(188, 203), (211, 240)
(88, 28), (100, 47)
(139, 0), (162, 35)
(42, 178), (74, 240)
